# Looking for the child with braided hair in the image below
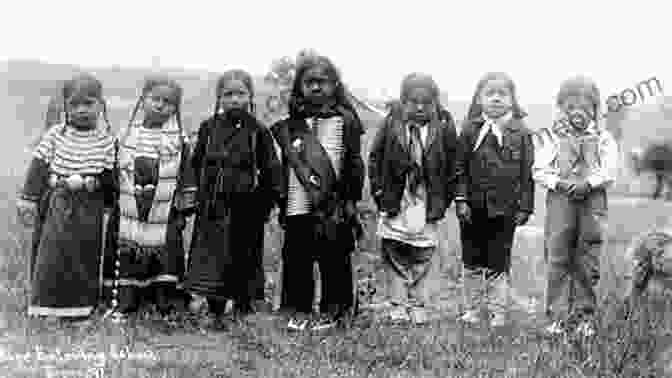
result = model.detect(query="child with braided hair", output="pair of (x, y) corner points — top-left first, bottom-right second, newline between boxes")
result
(17, 73), (117, 320)
(184, 70), (283, 321)
(104, 76), (196, 317)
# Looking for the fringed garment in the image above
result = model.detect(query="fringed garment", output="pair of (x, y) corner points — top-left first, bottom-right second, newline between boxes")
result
(103, 118), (196, 312)
(21, 123), (116, 317)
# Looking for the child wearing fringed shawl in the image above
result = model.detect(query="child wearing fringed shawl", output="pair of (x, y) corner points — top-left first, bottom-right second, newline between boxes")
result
(17, 74), (117, 321)
(271, 54), (364, 332)
(103, 77), (197, 316)
(368, 73), (459, 324)
(533, 76), (618, 337)
(455, 72), (535, 328)
(184, 70), (283, 321)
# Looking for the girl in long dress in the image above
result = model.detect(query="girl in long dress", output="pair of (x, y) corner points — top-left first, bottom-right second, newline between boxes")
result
(17, 73), (117, 320)
(104, 77), (196, 316)
(184, 69), (283, 320)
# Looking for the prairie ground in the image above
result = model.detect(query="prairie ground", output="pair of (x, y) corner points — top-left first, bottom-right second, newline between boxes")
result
(1, 125), (672, 378)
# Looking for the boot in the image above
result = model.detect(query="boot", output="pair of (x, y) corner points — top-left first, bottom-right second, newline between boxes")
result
(461, 265), (484, 324)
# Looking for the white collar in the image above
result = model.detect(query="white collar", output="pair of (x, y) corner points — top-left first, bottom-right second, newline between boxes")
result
(473, 112), (512, 151)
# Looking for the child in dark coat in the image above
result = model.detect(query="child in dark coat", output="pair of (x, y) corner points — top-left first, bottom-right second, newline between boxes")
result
(271, 53), (364, 331)
(455, 72), (535, 327)
(368, 73), (459, 323)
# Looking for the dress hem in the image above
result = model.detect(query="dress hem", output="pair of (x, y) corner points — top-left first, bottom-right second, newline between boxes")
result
(28, 306), (93, 317)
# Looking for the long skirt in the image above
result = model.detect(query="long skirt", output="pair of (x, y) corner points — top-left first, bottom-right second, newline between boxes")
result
(103, 211), (188, 314)
(28, 188), (105, 317)
(184, 193), (266, 308)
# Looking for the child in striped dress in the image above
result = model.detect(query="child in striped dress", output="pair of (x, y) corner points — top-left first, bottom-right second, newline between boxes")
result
(104, 77), (196, 316)
(271, 53), (364, 331)
(17, 74), (117, 320)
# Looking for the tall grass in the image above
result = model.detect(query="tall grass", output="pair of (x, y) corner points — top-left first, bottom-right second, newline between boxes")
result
(1, 112), (672, 377)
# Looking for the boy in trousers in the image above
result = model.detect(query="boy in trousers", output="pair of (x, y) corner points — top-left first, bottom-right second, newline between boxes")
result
(534, 76), (618, 337)
(455, 72), (535, 327)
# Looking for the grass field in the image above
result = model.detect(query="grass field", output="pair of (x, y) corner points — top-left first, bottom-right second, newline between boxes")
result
(2, 60), (672, 377)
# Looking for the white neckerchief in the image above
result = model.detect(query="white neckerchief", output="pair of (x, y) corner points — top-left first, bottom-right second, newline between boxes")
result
(407, 121), (429, 147)
(473, 112), (512, 151)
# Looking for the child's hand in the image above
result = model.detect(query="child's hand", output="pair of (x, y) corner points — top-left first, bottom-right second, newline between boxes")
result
(514, 211), (530, 226)
(344, 200), (357, 219)
(456, 201), (471, 224)
(570, 181), (591, 200)
(16, 199), (37, 227)
(556, 180), (575, 195)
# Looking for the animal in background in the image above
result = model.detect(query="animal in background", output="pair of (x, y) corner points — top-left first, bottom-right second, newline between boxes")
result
(629, 143), (672, 200)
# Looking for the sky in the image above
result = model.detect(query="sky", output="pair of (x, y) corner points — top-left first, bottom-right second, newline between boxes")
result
(1, 0), (669, 105)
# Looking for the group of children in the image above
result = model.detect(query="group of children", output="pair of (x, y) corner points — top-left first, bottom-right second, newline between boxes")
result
(17, 51), (618, 336)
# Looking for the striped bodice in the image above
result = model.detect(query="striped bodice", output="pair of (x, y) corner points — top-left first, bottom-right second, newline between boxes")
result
(33, 123), (115, 176)
(287, 116), (344, 216)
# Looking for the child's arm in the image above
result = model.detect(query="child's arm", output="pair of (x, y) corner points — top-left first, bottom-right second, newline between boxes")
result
(531, 127), (562, 191)
(342, 112), (365, 210)
(454, 121), (473, 203)
(17, 127), (56, 225)
(175, 136), (198, 216)
(442, 117), (459, 206)
(586, 130), (619, 191)
(519, 130), (535, 214)
(454, 121), (473, 223)
(256, 126), (285, 218)
(190, 121), (209, 187)
(367, 117), (388, 210)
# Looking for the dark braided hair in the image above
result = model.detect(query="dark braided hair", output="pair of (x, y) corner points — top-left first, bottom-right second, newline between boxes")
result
(212, 69), (256, 123)
(125, 76), (185, 143)
(288, 54), (360, 123)
(61, 73), (111, 134)
(466, 72), (527, 121)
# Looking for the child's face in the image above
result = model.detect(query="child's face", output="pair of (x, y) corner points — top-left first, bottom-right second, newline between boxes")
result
(66, 94), (101, 129)
(218, 79), (251, 115)
(143, 85), (178, 126)
(300, 66), (336, 106)
(402, 87), (436, 124)
(560, 94), (595, 130)
(478, 78), (514, 119)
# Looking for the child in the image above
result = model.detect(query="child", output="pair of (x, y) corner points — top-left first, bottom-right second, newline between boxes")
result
(271, 53), (364, 331)
(368, 73), (459, 323)
(104, 76), (196, 316)
(533, 76), (618, 336)
(17, 73), (117, 320)
(455, 72), (535, 327)
(184, 69), (283, 320)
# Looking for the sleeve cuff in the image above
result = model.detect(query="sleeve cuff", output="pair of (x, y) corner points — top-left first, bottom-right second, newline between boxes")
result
(587, 175), (608, 189)
(19, 194), (40, 202)
(545, 176), (560, 191)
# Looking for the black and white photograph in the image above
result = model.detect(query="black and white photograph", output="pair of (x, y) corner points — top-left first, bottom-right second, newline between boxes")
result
(1, 1), (671, 376)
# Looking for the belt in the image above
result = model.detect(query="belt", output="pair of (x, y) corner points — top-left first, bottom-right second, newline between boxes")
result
(48, 174), (101, 192)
